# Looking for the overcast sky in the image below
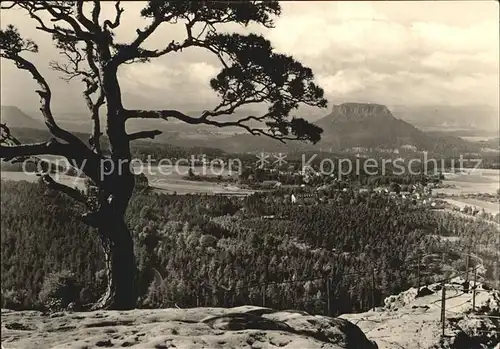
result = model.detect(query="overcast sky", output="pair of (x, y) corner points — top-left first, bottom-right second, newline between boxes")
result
(1, 1), (498, 118)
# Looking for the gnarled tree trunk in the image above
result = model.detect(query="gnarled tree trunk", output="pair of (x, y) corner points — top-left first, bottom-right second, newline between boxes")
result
(89, 58), (138, 310)
(94, 213), (136, 310)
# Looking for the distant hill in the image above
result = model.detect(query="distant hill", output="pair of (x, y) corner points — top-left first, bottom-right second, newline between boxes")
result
(0, 106), (44, 130)
(313, 103), (481, 154)
(315, 103), (432, 150)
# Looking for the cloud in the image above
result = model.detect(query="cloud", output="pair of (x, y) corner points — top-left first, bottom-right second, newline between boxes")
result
(186, 62), (219, 84)
(266, 1), (498, 110)
(317, 70), (373, 96)
(267, 5), (408, 59)
(420, 51), (497, 74)
(411, 20), (498, 54)
(119, 60), (220, 108)
(314, 65), (497, 109)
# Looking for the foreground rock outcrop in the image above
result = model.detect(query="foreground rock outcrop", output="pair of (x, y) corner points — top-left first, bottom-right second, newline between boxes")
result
(3, 278), (498, 349)
(341, 277), (500, 349)
(1, 306), (377, 349)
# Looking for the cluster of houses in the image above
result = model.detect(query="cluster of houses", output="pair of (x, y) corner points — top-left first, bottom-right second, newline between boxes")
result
(344, 144), (419, 154)
(278, 180), (441, 207)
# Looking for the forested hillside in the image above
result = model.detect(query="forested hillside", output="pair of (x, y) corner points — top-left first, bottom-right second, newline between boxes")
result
(2, 180), (498, 315)
(315, 103), (482, 154)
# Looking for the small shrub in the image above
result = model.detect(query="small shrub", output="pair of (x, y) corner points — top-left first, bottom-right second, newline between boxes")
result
(38, 270), (80, 311)
(1, 289), (28, 310)
(143, 280), (169, 308)
(199, 234), (217, 249)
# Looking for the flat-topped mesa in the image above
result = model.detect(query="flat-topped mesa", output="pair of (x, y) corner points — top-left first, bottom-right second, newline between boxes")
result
(329, 103), (394, 122)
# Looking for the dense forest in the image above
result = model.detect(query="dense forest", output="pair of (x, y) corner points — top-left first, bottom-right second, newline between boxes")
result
(2, 179), (498, 315)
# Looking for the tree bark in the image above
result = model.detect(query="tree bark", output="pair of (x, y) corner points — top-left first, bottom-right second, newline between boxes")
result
(94, 214), (136, 310)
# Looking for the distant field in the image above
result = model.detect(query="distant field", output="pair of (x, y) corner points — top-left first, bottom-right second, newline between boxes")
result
(437, 169), (499, 195)
(0, 171), (86, 189)
(436, 168), (500, 214)
(444, 198), (499, 215)
(423, 127), (498, 137)
(0, 165), (253, 196)
(142, 165), (249, 195)
(462, 136), (495, 142)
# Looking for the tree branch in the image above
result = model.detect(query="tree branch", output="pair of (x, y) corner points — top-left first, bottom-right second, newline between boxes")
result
(1, 125), (89, 205)
(21, 1), (93, 41)
(1, 123), (89, 206)
(83, 78), (105, 153)
(83, 40), (105, 153)
(0, 135), (103, 185)
(0, 34), (89, 151)
(113, 3), (278, 66)
(1, 123), (103, 193)
(115, 11), (207, 65)
(128, 11), (170, 50)
(75, 0), (100, 32)
(40, 173), (88, 205)
(48, 29), (105, 154)
(0, 123), (22, 146)
(103, 1), (123, 30)
(127, 130), (162, 141)
(125, 108), (270, 128)
(91, 0), (102, 27)
(124, 109), (292, 143)
(0, 2), (16, 10)
(0, 139), (65, 161)
(49, 38), (93, 82)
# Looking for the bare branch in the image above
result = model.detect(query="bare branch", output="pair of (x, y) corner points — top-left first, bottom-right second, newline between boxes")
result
(50, 61), (86, 81)
(1, 123), (89, 204)
(41, 173), (88, 205)
(124, 108), (285, 142)
(125, 108), (267, 127)
(0, 138), (69, 161)
(1, 51), (88, 150)
(103, 1), (123, 30)
(1, 2), (16, 10)
(92, 0), (101, 27)
(7, 2), (91, 42)
(83, 78), (105, 153)
(42, 2), (92, 39)
(1, 123), (62, 168)
(75, 0), (99, 32)
(127, 130), (162, 141)
(0, 123), (22, 146)
(29, 10), (69, 37)
(2, 122), (90, 206)
(83, 40), (105, 153)
(0, 132), (103, 185)
(114, 6), (261, 67)
(49, 38), (94, 82)
(48, 29), (105, 154)
(128, 12), (169, 49)
(115, 11), (202, 64)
